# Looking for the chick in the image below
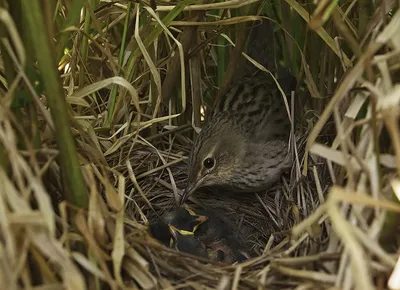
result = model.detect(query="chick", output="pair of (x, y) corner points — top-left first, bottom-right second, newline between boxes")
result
(171, 206), (208, 232)
(149, 206), (249, 263)
(189, 207), (250, 263)
(168, 225), (208, 258)
(148, 207), (208, 246)
(205, 238), (249, 263)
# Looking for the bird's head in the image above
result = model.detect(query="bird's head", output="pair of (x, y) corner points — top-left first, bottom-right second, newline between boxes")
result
(180, 119), (244, 204)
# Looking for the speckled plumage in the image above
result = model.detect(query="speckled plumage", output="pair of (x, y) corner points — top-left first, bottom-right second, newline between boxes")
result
(181, 74), (296, 204)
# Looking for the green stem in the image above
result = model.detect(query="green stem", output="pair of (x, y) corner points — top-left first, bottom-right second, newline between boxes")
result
(78, 6), (91, 87)
(21, 0), (89, 208)
(106, 2), (132, 127)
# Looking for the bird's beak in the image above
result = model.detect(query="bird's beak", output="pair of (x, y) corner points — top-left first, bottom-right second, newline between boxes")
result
(168, 224), (179, 238)
(193, 215), (208, 232)
(168, 224), (192, 237)
(196, 215), (208, 224)
(180, 182), (199, 205)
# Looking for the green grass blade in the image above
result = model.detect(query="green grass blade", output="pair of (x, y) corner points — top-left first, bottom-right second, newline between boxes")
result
(21, 0), (89, 208)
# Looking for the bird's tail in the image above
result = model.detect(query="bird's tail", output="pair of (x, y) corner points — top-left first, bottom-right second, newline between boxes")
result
(244, 18), (295, 87)
(244, 18), (276, 76)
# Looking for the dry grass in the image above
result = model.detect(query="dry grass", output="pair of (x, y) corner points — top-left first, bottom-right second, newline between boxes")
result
(0, 1), (400, 289)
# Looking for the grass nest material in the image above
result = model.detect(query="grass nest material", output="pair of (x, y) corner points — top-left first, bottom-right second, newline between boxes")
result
(1, 1), (400, 290)
(120, 126), (330, 288)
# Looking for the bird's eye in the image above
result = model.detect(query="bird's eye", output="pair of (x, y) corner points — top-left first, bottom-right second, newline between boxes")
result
(203, 157), (215, 169)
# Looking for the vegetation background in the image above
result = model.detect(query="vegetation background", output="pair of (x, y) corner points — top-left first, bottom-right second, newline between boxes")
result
(0, 0), (399, 289)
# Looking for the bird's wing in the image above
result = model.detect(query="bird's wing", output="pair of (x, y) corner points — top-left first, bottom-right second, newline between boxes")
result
(212, 76), (292, 142)
(212, 74), (295, 116)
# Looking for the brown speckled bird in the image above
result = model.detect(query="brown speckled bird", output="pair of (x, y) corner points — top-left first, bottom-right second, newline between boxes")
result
(180, 74), (296, 204)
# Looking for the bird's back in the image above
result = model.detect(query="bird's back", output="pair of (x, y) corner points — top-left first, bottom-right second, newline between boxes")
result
(182, 19), (297, 199)
(211, 74), (295, 143)
(208, 74), (295, 192)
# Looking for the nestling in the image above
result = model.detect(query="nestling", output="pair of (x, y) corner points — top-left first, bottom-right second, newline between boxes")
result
(168, 225), (209, 258)
(192, 207), (250, 263)
(180, 74), (296, 204)
(148, 207), (208, 246)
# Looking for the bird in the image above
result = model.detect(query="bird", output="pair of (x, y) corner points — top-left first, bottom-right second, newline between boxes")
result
(167, 206), (209, 232)
(180, 73), (296, 204)
(190, 207), (250, 263)
(149, 205), (250, 263)
(206, 239), (248, 263)
(168, 224), (209, 258)
(190, 207), (236, 244)
(148, 206), (208, 246)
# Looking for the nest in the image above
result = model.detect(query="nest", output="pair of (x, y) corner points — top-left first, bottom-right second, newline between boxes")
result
(105, 105), (331, 284)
